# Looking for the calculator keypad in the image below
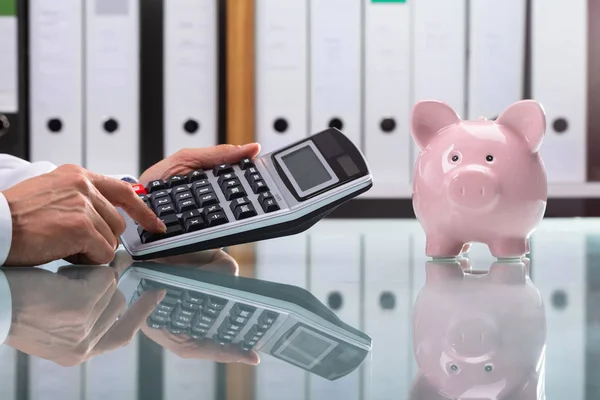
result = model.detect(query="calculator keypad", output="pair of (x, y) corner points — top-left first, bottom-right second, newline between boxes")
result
(137, 163), (281, 243)
(137, 279), (280, 352)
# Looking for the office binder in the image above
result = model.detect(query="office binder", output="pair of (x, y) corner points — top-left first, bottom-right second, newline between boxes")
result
(468, 0), (526, 121)
(85, 0), (139, 176)
(164, 0), (218, 157)
(531, 222), (585, 400)
(363, 221), (412, 398)
(29, 357), (81, 400)
(84, 343), (138, 400)
(309, 0), (361, 148)
(0, 346), (16, 399)
(0, 0), (26, 159)
(29, 0), (84, 166)
(532, 0), (587, 183)
(254, 234), (308, 400)
(255, 0), (308, 155)
(364, 0), (411, 198)
(308, 222), (360, 399)
(163, 353), (216, 400)
(411, 0), (466, 168)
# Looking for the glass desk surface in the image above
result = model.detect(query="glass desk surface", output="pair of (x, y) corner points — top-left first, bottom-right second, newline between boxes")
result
(0, 217), (597, 400)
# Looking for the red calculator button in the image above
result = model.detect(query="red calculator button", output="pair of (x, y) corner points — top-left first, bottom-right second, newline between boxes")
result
(132, 184), (147, 195)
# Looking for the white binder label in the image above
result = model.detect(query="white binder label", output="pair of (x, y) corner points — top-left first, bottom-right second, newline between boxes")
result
(0, 16), (18, 112)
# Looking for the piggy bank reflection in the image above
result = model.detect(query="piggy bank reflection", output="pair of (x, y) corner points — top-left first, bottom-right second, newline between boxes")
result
(409, 258), (546, 399)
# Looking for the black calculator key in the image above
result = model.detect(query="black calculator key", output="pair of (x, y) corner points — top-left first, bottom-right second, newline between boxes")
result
(221, 317), (243, 332)
(167, 175), (186, 188)
(195, 186), (214, 198)
(239, 158), (254, 170)
(148, 320), (166, 330)
(192, 179), (210, 191)
(219, 326), (238, 337)
(181, 209), (201, 222)
(231, 304), (256, 318)
(147, 180), (166, 193)
(171, 320), (191, 330)
(259, 310), (279, 326)
(174, 191), (193, 202)
(213, 164), (234, 176)
(234, 203), (257, 220)
(178, 199), (197, 213)
(244, 167), (258, 178)
(191, 328), (208, 339)
(152, 190), (170, 200)
(262, 198), (280, 213)
(217, 173), (236, 186)
(194, 314), (215, 327)
(153, 197), (172, 208)
(188, 170), (207, 182)
(183, 291), (204, 305)
(181, 301), (200, 312)
(203, 204), (223, 216)
(230, 197), (251, 213)
(206, 296), (228, 311)
(168, 326), (186, 335)
(149, 313), (169, 325)
(214, 333), (234, 344)
(159, 214), (180, 227)
(220, 178), (241, 191)
(172, 185), (189, 195)
(204, 307), (220, 317)
(225, 186), (246, 201)
(247, 173), (262, 185)
(141, 224), (184, 243)
(185, 217), (205, 232)
(258, 192), (272, 203)
(207, 211), (228, 227)
(156, 204), (176, 217)
(241, 342), (254, 352)
(173, 304), (195, 319)
(199, 193), (219, 207)
(251, 180), (269, 194)
(139, 193), (150, 202)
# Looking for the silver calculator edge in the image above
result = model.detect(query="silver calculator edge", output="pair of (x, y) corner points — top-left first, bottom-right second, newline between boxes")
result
(119, 148), (373, 258)
(118, 266), (373, 354)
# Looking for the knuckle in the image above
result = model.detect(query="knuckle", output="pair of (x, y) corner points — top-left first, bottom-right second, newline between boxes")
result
(69, 173), (91, 193)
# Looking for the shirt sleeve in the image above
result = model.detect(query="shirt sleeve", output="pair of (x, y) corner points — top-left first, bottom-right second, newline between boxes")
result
(0, 269), (11, 345)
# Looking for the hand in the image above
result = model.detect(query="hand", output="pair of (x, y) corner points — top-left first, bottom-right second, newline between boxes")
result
(138, 143), (261, 187)
(4, 265), (166, 367)
(111, 249), (260, 365)
(2, 164), (167, 266)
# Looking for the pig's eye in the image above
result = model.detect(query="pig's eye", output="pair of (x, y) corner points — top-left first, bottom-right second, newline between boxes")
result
(484, 364), (493, 372)
(451, 155), (459, 162)
(486, 155), (494, 162)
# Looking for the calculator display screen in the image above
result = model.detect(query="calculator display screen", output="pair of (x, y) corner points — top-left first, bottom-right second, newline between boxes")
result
(281, 145), (333, 192)
(273, 326), (338, 369)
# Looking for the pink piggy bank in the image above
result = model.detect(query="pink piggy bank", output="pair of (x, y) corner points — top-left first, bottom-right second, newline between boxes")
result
(409, 258), (546, 400)
(410, 100), (547, 258)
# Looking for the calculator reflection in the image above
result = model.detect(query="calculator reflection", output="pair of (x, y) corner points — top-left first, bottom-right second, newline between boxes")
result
(409, 258), (546, 400)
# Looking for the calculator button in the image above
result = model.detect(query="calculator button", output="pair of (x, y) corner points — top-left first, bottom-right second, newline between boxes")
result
(147, 180), (166, 193)
(167, 175), (186, 188)
(191, 327), (208, 339)
(156, 204), (176, 216)
(178, 199), (197, 213)
(207, 211), (228, 227)
(213, 164), (234, 176)
(204, 306), (220, 318)
(241, 342), (254, 352)
(172, 185), (189, 195)
(244, 325), (267, 342)
(185, 217), (205, 232)
(259, 310), (279, 326)
(168, 325), (186, 335)
(195, 186), (214, 197)
(149, 313), (169, 325)
(203, 204), (223, 216)
(141, 224), (184, 243)
(171, 320), (191, 330)
(153, 197), (172, 209)
(152, 190), (170, 200)
(206, 296), (228, 311)
(239, 158), (254, 170)
(230, 197), (251, 213)
(220, 317), (243, 332)
(220, 177), (241, 191)
(244, 167), (258, 178)
(217, 173), (237, 186)
(225, 186), (246, 201)
(199, 193), (219, 207)
(234, 203), (257, 220)
(192, 179), (210, 191)
(181, 209), (201, 222)
(214, 333), (234, 345)
(139, 194), (150, 202)
(181, 301), (200, 312)
(247, 173), (262, 185)
(231, 304), (256, 318)
(261, 198), (280, 213)
(219, 326), (238, 337)
(173, 304), (195, 319)
(132, 183), (147, 195)
(174, 191), (193, 202)
(251, 180), (269, 194)
(158, 214), (180, 227)
(183, 291), (204, 305)
(187, 170), (207, 183)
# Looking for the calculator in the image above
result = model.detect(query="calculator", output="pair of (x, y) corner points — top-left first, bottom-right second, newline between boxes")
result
(119, 128), (372, 260)
(118, 261), (372, 380)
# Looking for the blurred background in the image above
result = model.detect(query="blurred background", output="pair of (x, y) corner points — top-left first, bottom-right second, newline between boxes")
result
(0, 0), (598, 399)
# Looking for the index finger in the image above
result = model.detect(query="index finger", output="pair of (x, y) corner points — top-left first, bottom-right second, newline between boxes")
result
(86, 172), (166, 234)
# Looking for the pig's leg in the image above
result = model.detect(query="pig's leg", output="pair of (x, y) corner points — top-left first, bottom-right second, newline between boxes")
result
(425, 235), (464, 258)
(460, 243), (471, 254)
(488, 238), (528, 258)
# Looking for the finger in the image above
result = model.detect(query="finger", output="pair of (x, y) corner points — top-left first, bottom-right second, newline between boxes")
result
(80, 229), (118, 265)
(88, 203), (120, 252)
(86, 172), (166, 234)
(84, 289), (128, 353)
(154, 250), (238, 275)
(109, 249), (134, 279)
(176, 143), (261, 171)
(90, 185), (127, 244)
(93, 289), (166, 354)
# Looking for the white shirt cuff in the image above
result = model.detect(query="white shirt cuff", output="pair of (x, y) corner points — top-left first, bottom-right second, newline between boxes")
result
(0, 193), (12, 266)
(0, 270), (12, 345)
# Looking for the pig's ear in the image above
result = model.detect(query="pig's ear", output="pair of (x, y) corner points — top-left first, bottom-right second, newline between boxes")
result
(410, 100), (461, 150)
(496, 100), (546, 153)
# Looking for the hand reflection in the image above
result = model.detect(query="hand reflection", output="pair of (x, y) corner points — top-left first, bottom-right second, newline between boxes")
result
(111, 249), (260, 366)
(4, 265), (166, 367)
(410, 258), (546, 400)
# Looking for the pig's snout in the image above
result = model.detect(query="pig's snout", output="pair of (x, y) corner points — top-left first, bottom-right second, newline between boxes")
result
(448, 168), (499, 210)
